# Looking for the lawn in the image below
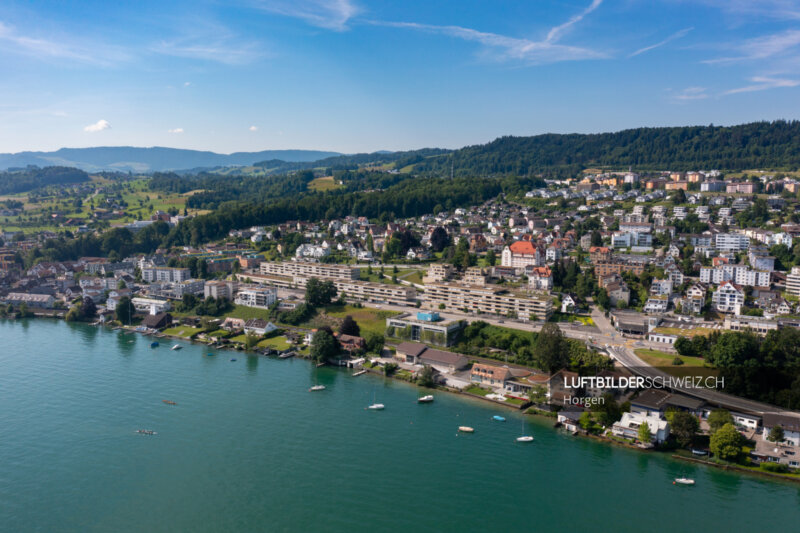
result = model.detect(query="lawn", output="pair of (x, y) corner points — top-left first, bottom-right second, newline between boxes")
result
(225, 305), (275, 321)
(402, 270), (424, 284)
(549, 312), (595, 326)
(651, 326), (717, 338)
(320, 304), (400, 336)
(635, 348), (719, 379)
(257, 336), (292, 350)
(162, 326), (203, 338)
(308, 176), (343, 191)
(464, 385), (491, 397)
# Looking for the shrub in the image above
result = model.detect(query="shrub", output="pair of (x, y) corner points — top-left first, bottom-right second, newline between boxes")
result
(760, 462), (790, 474)
(672, 357), (685, 366)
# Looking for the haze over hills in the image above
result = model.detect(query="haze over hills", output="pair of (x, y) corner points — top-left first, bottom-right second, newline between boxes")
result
(0, 147), (342, 173)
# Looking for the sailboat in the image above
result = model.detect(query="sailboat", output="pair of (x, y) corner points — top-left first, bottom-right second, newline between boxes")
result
(171, 344), (182, 351)
(368, 389), (384, 410)
(516, 418), (534, 442)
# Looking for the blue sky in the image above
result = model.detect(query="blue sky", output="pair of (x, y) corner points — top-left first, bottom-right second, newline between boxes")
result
(1, 0), (799, 154)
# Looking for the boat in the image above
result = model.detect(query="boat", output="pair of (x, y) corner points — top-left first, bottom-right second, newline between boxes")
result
(278, 352), (294, 359)
(492, 415), (506, 422)
(207, 353), (215, 357)
(517, 419), (533, 442)
(674, 478), (695, 486)
(150, 341), (159, 348)
(352, 370), (367, 377)
(162, 400), (177, 405)
(368, 403), (385, 410)
(458, 426), (474, 433)
(691, 448), (708, 456)
(315, 362), (326, 368)
(309, 385), (326, 392)
(230, 358), (237, 362)
(418, 395), (434, 403)
(135, 429), (157, 435)
(171, 344), (182, 351)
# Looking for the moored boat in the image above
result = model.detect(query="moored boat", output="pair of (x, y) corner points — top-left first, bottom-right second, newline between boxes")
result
(162, 400), (177, 405)
(516, 436), (534, 442)
(352, 370), (367, 377)
(418, 395), (434, 403)
(458, 426), (475, 433)
(171, 344), (182, 351)
(309, 385), (326, 391)
(150, 341), (159, 348)
(368, 403), (385, 410)
(492, 415), (506, 422)
(674, 478), (695, 486)
(135, 429), (157, 435)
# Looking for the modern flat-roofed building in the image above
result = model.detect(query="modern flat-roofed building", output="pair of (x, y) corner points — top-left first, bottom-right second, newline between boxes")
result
(204, 280), (238, 300)
(423, 263), (454, 283)
(141, 266), (191, 283)
(293, 276), (416, 305)
(260, 261), (359, 281)
(424, 282), (552, 320)
(235, 286), (278, 309)
(386, 311), (466, 346)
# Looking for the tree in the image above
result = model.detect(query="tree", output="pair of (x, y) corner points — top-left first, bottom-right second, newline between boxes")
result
(670, 411), (700, 448)
(430, 226), (450, 252)
(595, 288), (610, 310)
(485, 249), (497, 266)
(707, 409), (734, 435)
(364, 332), (384, 354)
(81, 296), (97, 319)
(339, 315), (361, 336)
(417, 365), (436, 388)
(579, 411), (594, 431)
(768, 425), (785, 443)
(710, 423), (743, 462)
(115, 296), (134, 324)
(305, 278), (337, 307)
(534, 322), (569, 372)
(637, 421), (652, 443)
(245, 332), (261, 350)
(310, 327), (339, 363)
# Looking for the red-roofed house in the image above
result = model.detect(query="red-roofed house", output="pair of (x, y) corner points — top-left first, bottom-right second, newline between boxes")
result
(527, 266), (553, 290)
(501, 240), (544, 269)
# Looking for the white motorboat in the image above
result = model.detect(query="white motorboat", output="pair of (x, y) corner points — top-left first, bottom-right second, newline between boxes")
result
(674, 478), (695, 486)
(458, 426), (474, 433)
(352, 370), (367, 377)
(368, 403), (385, 410)
(309, 385), (326, 392)
(418, 395), (434, 403)
(516, 436), (534, 442)
(171, 344), (182, 351)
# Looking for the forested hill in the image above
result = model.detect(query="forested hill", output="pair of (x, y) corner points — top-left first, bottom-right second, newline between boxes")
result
(0, 166), (89, 194)
(412, 121), (800, 177)
(253, 148), (450, 175)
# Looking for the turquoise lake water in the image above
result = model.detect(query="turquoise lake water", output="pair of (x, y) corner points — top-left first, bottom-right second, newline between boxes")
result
(1, 319), (799, 532)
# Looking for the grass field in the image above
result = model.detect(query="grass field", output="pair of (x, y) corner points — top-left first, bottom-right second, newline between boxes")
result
(311, 304), (400, 336)
(162, 326), (203, 338)
(308, 176), (343, 191)
(635, 348), (719, 379)
(257, 336), (292, 350)
(224, 305), (275, 321)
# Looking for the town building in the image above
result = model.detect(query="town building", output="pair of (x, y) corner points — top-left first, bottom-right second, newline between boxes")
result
(259, 261), (359, 281)
(386, 311), (466, 346)
(501, 241), (543, 269)
(234, 286), (278, 309)
(141, 266), (191, 283)
(424, 282), (552, 320)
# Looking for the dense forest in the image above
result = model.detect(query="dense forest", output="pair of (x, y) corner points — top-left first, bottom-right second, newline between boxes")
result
(0, 166), (89, 194)
(239, 121), (800, 178)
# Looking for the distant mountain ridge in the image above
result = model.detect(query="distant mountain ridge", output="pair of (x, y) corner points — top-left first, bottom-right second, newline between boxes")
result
(0, 146), (342, 173)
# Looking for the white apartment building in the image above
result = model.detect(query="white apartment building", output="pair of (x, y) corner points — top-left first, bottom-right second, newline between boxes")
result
(501, 241), (543, 269)
(700, 265), (770, 287)
(786, 266), (800, 297)
(424, 282), (552, 320)
(204, 280), (238, 300)
(715, 233), (750, 252)
(260, 261), (360, 281)
(131, 297), (171, 315)
(141, 266), (191, 283)
(234, 286), (278, 309)
(712, 282), (744, 314)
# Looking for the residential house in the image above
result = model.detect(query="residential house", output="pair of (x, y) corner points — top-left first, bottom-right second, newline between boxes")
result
(612, 412), (670, 444)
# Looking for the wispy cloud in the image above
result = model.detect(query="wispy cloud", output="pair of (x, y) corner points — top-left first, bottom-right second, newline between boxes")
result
(372, 1), (607, 66)
(694, 1), (800, 21)
(0, 21), (129, 66)
(704, 29), (800, 64)
(671, 86), (709, 101)
(376, 21), (606, 64)
(546, 0), (603, 43)
(249, 125), (259, 131)
(153, 39), (263, 65)
(84, 119), (111, 132)
(629, 27), (693, 57)
(254, 0), (360, 31)
(723, 76), (800, 94)
(167, 128), (184, 134)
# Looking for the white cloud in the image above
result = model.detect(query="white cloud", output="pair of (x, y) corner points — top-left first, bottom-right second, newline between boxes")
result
(154, 39), (262, 65)
(371, 0), (605, 65)
(84, 119), (111, 132)
(184, 81), (192, 87)
(546, 0), (602, 43)
(672, 87), (709, 101)
(249, 125), (258, 131)
(694, 1), (800, 21)
(629, 27), (693, 57)
(168, 128), (184, 134)
(255, 0), (359, 31)
(704, 29), (800, 64)
(723, 76), (800, 94)
(375, 21), (606, 65)
(0, 20), (129, 66)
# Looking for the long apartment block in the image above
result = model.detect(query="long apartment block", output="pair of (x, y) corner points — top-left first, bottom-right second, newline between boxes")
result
(293, 276), (416, 305)
(424, 282), (552, 320)
(259, 261), (360, 280)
